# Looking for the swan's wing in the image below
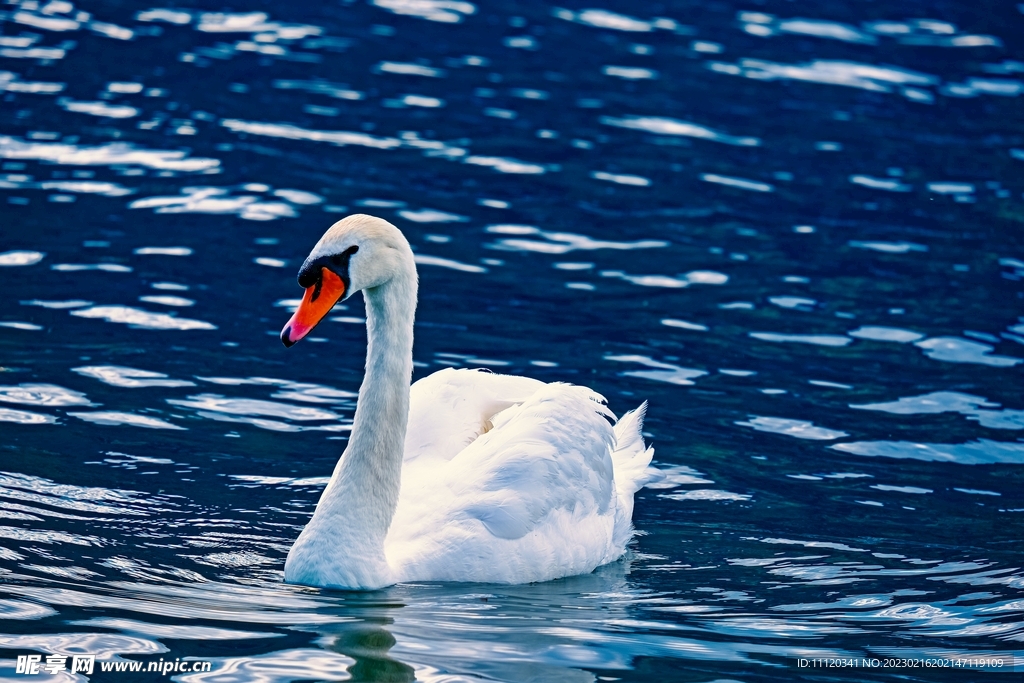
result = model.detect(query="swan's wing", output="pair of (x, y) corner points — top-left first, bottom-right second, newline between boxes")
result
(389, 382), (621, 583)
(404, 368), (546, 465)
(449, 382), (616, 539)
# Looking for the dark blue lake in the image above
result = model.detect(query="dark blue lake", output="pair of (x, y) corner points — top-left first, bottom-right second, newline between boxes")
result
(2, 0), (1023, 680)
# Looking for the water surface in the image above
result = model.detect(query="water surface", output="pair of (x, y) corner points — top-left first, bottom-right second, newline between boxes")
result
(2, 0), (1023, 680)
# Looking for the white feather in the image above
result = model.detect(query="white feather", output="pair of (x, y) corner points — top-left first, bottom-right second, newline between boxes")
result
(283, 216), (653, 589)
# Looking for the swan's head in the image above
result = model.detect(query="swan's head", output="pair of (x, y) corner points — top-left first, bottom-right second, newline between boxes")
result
(281, 214), (413, 347)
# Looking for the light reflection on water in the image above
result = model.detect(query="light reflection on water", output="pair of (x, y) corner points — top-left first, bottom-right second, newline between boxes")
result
(2, 0), (1024, 680)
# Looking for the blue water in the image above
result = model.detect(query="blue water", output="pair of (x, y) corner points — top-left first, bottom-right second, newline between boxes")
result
(2, 0), (1024, 680)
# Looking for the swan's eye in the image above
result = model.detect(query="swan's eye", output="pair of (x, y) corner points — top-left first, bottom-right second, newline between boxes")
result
(332, 245), (357, 265)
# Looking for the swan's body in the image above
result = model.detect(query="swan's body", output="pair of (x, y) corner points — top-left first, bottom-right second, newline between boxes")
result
(281, 215), (653, 589)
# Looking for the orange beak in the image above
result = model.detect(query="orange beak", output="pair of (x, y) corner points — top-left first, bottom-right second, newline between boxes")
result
(280, 267), (346, 347)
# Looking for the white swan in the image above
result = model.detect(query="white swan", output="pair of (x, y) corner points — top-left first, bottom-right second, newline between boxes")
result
(279, 214), (654, 589)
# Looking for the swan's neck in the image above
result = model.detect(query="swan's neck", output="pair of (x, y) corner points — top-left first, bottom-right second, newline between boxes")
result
(285, 267), (416, 589)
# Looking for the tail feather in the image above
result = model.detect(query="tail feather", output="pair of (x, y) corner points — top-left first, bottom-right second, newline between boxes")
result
(611, 402), (655, 549)
(612, 401), (646, 459)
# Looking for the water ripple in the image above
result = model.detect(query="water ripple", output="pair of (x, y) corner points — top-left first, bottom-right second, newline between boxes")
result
(749, 332), (852, 347)
(914, 337), (1022, 367)
(831, 439), (1024, 465)
(486, 225), (667, 254)
(69, 412), (185, 430)
(0, 383), (92, 407)
(73, 366), (195, 389)
(220, 119), (401, 149)
(601, 115), (760, 146)
(0, 598), (56, 620)
(0, 250), (45, 266)
(129, 187), (297, 221)
(848, 326), (923, 343)
(167, 394), (341, 421)
(69, 617), (281, 641)
(554, 8), (677, 33)
(709, 58), (938, 96)
(0, 406), (56, 424)
(736, 417), (848, 440)
(371, 0), (476, 24)
(0, 136), (221, 172)
(606, 355), (707, 386)
(70, 306), (217, 331)
(0, 632), (164, 659)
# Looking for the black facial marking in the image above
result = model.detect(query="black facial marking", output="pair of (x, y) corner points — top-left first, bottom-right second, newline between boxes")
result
(309, 277), (324, 303)
(297, 245), (359, 292)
